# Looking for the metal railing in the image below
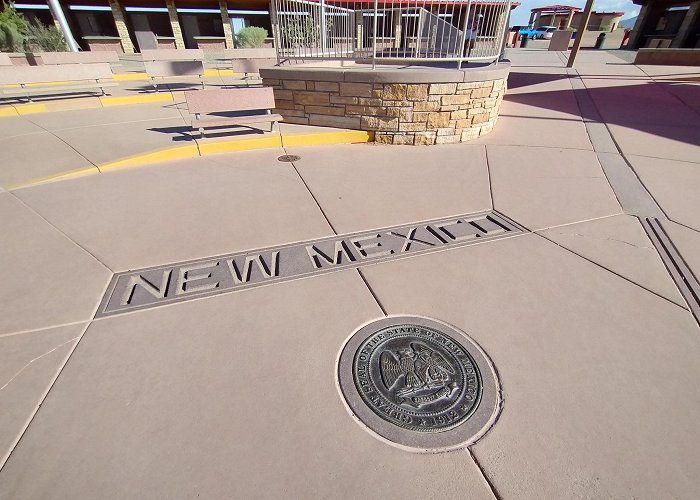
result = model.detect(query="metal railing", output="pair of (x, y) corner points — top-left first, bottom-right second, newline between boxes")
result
(270, 0), (512, 66)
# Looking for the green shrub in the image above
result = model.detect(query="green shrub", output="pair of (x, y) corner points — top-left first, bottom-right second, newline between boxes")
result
(0, 21), (23, 51)
(26, 20), (66, 51)
(235, 26), (268, 48)
(0, 2), (28, 52)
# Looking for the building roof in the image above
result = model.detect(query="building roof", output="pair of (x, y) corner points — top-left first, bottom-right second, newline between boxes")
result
(530, 6), (625, 16)
(530, 5), (581, 13)
(592, 11), (625, 16)
(327, 0), (520, 6)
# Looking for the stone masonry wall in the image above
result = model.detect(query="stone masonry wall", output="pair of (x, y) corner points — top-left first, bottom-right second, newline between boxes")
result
(108, 0), (134, 54)
(166, 0), (186, 50)
(261, 78), (507, 145)
(220, 0), (235, 49)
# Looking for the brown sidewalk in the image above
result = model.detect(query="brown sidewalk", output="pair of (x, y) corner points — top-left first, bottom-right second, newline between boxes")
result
(1, 48), (699, 499)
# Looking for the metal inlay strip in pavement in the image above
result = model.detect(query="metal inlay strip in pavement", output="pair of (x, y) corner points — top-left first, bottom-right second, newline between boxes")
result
(96, 211), (525, 317)
(641, 217), (700, 325)
(567, 69), (665, 219)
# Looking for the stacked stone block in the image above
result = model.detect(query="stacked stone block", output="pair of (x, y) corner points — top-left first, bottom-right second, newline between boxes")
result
(219, 0), (235, 49)
(108, 0), (134, 53)
(261, 78), (506, 145)
(166, 0), (186, 49)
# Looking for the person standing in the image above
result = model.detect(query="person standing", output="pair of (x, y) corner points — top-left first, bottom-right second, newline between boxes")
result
(464, 15), (482, 56)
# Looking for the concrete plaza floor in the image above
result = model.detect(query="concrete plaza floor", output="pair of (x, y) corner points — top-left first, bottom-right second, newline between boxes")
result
(1, 48), (700, 499)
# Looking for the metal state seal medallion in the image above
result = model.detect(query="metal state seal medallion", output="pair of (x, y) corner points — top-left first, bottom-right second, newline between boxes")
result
(353, 325), (481, 433)
(338, 316), (499, 451)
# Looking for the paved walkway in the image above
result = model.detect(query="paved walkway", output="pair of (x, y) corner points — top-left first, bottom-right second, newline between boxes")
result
(0, 97), (371, 190)
(1, 49), (700, 499)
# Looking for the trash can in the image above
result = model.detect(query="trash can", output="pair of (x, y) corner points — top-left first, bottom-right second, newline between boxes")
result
(520, 35), (529, 48)
(595, 33), (606, 49)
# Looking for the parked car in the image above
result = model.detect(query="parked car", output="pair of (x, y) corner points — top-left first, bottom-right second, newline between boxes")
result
(518, 27), (538, 38)
(534, 26), (558, 39)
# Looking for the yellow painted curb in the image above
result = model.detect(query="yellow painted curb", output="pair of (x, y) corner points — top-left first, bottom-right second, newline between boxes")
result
(281, 130), (374, 148)
(0, 106), (19, 117)
(113, 73), (149, 81)
(15, 103), (48, 115)
(2, 80), (74, 88)
(8, 166), (99, 190)
(8, 129), (374, 189)
(198, 136), (282, 155)
(203, 69), (236, 77)
(100, 93), (173, 107)
(99, 144), (200, 171)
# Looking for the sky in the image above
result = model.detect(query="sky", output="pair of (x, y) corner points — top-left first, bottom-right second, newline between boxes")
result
(509, 0), (640, 26)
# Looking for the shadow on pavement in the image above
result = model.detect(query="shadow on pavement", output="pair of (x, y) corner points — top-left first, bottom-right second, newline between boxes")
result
(505, 71), (700, 148)
(149, 124), (269, 141)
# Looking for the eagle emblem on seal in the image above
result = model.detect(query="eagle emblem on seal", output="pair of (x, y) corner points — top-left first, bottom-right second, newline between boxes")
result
(379, 342), (458, 407)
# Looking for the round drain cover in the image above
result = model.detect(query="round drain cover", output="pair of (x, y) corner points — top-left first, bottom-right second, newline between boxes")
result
(277, 155), (300, 162)
(338, 316), (500, 452)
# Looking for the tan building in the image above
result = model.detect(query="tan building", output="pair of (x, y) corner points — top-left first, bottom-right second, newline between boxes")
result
(12, 0), (273, 53)
(528, 5), (624, 31)
(11, 0), (520, 54)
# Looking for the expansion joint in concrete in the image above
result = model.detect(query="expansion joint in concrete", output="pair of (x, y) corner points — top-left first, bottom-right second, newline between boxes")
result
(640, 217), (700, 326)
(0, 321), (92, 471)
(356, 269), (388, 316)
(468, 447), (503, 500)
(286, 150), (339, 235)
(535, 229), (689, 311)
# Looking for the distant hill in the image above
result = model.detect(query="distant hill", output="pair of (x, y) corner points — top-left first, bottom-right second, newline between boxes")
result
(619, 16), (637, 29)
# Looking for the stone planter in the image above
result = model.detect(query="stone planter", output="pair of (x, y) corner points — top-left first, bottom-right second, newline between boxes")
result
(261, 62), (509, 145)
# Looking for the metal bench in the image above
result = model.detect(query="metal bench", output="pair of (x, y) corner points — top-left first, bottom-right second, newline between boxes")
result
(184, 87), (282, 137)
(0, 63), (117, 101)
(144, 60), (205, 92)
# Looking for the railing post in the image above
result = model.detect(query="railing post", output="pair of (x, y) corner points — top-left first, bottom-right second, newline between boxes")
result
(415, 9), (424, 59)
(270, 0), (281, 64)
(371, 0), (379, 69)
(497, 1), (512, 61)
(320, 0), (328, 53)
(47, 0), (80, 52)
(457, 0), (473, 69)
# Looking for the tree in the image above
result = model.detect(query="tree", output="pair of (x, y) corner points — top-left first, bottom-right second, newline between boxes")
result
(0, 2), (29, 52)
(26, 19), (67, 51)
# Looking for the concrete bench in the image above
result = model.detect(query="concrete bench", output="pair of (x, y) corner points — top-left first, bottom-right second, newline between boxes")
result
(184, 87), (282, 137)
(230, 58), (279, 81)
(38, 51), (120, 65)
(140, 49), (204, 61)
(0, 53), (11, 66)
(144, 60), (205, 92)
(223, 48), (276, 59)
(0, 63), (116, 101)
(218, 49), (278, 80)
